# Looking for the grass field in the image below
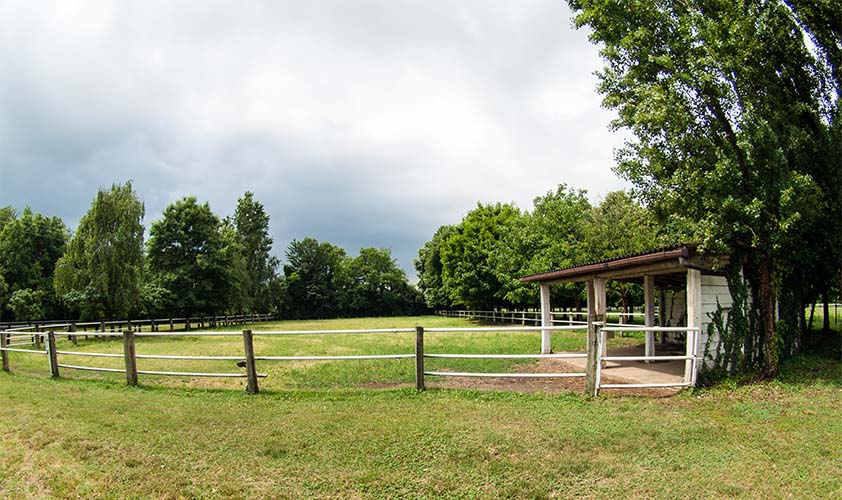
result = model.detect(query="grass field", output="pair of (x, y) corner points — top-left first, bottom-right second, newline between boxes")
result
(2, 316), (841, 499)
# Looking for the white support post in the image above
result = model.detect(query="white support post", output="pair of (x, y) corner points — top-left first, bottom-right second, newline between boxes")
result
(644, 275), (655, 362)
(685, 269), (702, 383)
(540, 284), (552, 354)
(594, 277), (607, 357)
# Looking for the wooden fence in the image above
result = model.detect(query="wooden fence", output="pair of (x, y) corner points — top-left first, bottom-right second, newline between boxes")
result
(0, 323), (699, 395)
(437, 309), (648, 325)
(0, 314), (274, 348)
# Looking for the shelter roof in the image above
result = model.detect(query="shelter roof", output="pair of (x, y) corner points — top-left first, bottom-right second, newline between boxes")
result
(519, 244), (724, 286)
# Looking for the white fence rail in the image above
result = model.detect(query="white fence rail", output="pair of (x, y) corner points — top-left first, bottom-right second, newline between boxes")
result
(1, 322), (699, 396)
(593, 325), (700, 394)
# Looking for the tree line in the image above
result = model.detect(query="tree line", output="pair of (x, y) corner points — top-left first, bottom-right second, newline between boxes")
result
(415, 186), (673, 314)
(0, 183), (424, 322)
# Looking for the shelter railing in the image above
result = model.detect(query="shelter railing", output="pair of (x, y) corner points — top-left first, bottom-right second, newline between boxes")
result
(593, 325), (700, 394)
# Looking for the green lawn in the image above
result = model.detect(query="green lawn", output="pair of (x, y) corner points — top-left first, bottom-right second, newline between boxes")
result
(2, 316), (841, 499)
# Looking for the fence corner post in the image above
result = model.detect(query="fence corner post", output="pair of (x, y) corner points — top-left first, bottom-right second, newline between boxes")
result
(123, 330), (138, 386)
(47, 330), (59, 379)
(242, 329), (259, 394)
(1, 331), (9, 372)
(586, 323), (601, 397)
(415, 326), (425, 392)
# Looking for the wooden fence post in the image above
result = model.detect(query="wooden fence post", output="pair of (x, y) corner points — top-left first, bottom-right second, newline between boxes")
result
(415, 326), (425, 392)
(123, 330), (138, 386)
(1, 332), (9, 372)
(242, 329), (259, 394)
(69, 322), (77, 346)
(47, 331), (59, 378)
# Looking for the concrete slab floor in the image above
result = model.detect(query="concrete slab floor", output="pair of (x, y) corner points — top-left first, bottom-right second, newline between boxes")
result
(560, 344), (687, 385)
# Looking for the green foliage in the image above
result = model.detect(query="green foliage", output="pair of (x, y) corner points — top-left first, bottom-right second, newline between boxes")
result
(54, 182), (145, 320)
(232, 192), (278, 313)
(146, 197), (234, 316)
(568, 0), (840, 376)
(0, 207), (67, 319)
(440, 203), (521, 310)
(493, 185), (591, 306)
(0, 271), (8, 319)
(281, 239), (422, 319)
(281, 238), (350, 319)
(416, 186), (668, 312)
(7, 288), (45, 322)
(345, 247), (420, 317)
(414, 225), (457, 309)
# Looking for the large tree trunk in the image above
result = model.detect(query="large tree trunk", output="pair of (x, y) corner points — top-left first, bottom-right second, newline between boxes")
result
(758, 254), (779, 379)
(808, 301), (816, 331)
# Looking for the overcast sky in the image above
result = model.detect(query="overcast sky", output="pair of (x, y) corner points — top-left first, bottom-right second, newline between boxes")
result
(0, 0), (629, 279)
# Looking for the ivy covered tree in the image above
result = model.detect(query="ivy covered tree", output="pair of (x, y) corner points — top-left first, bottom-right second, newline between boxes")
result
(54, 182), (145, 320)
(568, 0), (840, 376)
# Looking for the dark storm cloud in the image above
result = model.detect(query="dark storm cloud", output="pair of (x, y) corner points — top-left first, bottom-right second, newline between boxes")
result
(0, 0), (629, 278)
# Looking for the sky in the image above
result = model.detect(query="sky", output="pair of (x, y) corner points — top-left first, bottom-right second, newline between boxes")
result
(0, 0), (629, 279)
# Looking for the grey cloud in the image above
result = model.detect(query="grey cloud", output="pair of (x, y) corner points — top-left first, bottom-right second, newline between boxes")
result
(0, 0), (629, 278)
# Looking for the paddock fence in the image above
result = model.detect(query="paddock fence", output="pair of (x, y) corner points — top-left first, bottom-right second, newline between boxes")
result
(436, 309), (653, 328)
(0, 321), (701, 395)
(0, 314), (275, 348)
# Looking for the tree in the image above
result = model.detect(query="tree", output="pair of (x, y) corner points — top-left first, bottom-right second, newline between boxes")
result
(232, 192), (279, 313)
(0, 271), (8, 320)
(346, 247), (412, 316)
(7, 288), (45, 322)
(0, 207), (67, 319)
(493, 185), (592, 307)
(146, 197), (233, 316)
(440, 203), (521, 310)
(569, 0), (838, 377)
(415, 225), (457, 309)
(281, 238), (349, 319)
(54, 182), (145, 319)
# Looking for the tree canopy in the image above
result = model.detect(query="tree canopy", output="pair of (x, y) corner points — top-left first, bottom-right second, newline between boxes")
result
(0, 207), (67, 320)
(568, 0), (841, 376)
(54, 182), (145, 320)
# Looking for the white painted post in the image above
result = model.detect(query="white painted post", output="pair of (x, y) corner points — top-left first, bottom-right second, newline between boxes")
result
(685, 269), (702, 383)
(644, 275), (655, 362)
(594, 278), (607, 357)
(540, 284), (552, 354)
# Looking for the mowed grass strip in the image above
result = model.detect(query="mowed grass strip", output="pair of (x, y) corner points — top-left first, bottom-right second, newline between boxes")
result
(3, 316), (840, 499)
(1, 364), (841, 498)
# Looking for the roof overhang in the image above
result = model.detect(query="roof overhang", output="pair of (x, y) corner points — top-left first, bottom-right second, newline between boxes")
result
(519, 245), (727, 285)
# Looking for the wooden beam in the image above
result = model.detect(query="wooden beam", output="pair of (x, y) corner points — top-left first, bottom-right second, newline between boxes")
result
(586, 277), (606, 396)
(242, 329), (259, 394)
(1, 332), (9, 372)
(123, 330), (138, 386)
(47, 331), (59, 378)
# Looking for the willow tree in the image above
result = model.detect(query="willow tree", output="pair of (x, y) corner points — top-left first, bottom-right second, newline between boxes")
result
(568, 0), (839, 377)
(55, 182), (145, 319)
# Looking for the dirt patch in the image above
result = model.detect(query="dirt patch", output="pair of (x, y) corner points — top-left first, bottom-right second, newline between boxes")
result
(359, 359), (683, 398)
